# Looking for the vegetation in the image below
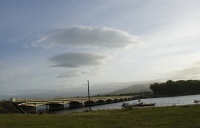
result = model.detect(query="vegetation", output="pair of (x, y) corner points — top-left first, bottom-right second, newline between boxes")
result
(1, 105), (200, 128)
(95, 91), (153, 98)
(150, 80), (200, 96)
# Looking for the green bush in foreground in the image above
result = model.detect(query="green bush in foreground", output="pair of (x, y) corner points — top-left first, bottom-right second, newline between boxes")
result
(0, 105), (200, 128)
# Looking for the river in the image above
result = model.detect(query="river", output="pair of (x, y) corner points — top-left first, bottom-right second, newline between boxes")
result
(37, 94), (200, 114)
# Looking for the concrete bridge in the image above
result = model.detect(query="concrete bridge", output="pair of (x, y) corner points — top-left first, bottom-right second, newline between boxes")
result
(11, 96), (134, 113)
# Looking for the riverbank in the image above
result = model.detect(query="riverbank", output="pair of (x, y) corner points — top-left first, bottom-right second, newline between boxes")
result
(1, 105), (200, 128)
(0, 101), (25, 114)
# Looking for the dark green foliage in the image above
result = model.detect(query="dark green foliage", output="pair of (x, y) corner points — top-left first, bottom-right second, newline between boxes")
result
(150, 80), (200, 96)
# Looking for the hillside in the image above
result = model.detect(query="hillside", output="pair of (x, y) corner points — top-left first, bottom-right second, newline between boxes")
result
(109, 83), (152, 95)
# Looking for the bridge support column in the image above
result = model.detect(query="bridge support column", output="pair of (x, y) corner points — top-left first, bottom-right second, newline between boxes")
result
(113, 99), (119, 103)
(84, 101), (96, 107)
(106, 99), (113, 104)
(119, 98), (124, 102)
(69, 101), (83, 109)
(49, 104), (64, 111)
(46, 105), (49, 110)
(96, 100), (106, 105)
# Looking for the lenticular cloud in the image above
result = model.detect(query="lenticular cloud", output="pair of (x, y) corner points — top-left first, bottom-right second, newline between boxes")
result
(49, 52), (109, 68)
(32, 26), (140, 49)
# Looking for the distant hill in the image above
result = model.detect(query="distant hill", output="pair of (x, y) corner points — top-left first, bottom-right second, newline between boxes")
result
(109, 83), (152, 95)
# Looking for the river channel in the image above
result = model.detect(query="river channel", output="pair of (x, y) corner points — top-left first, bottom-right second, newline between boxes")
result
(37, 94), (200, 114)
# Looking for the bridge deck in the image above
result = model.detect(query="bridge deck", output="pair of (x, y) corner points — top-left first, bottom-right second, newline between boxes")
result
(13, 96), (133, 107)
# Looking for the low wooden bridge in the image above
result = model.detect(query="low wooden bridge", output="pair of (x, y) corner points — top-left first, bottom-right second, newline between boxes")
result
(11, 96), (134, 113)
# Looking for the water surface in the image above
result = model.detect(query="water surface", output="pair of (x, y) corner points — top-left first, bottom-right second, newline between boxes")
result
(38, 94), (200, 114)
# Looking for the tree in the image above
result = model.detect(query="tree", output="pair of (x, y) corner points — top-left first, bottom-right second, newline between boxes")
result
(149, 80), (200, 96)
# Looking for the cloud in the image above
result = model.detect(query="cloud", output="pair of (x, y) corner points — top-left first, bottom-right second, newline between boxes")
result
(32, 26), (140, 49)
(57, 67), (105, 78)
(49, 52), (109, 68)
(31, 36), (55, 49)
(57, 70), (87, 78)
(173, 61), (200, 80)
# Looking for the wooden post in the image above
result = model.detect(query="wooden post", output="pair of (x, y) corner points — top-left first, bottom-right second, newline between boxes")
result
(87, 80), (91, 111)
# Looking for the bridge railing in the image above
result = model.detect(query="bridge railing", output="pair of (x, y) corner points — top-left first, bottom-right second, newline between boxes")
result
(10, 97), (72, 102)
(10, 96), (134, 103)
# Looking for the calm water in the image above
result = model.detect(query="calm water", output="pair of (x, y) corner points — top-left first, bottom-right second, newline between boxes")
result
(38, 94), (200, 114)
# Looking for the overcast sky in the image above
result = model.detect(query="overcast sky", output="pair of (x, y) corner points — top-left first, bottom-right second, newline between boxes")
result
(1, 0), (200, 98)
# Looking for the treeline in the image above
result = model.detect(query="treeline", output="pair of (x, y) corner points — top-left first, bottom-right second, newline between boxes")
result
(94, 91), (153, 100)
(150, 80), (200, 96)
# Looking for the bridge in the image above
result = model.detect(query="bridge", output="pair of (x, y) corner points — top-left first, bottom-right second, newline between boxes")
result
(11, 96), (134, 113)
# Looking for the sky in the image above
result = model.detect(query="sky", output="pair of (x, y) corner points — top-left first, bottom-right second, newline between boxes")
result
(1, 0), (200, 98)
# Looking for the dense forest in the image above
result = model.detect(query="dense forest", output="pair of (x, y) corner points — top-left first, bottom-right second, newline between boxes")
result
(150, 80), (200, 96)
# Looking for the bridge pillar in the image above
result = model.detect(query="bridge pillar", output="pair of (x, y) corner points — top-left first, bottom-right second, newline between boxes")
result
(49, 104), (64, 111)
(113, 99), (119, 103)
(69, 101), (83, 108)
(106, 99), (113, 104)
(84, 101), (96, 107)
(46, 105), (49, 110)
(119, 98), (124, 102)
(96, 100), (106, 105)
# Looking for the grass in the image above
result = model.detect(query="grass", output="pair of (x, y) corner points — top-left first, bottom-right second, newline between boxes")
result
(1, 105), (200, 128)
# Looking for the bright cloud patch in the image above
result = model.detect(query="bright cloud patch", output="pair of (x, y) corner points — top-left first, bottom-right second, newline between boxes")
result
(49, 52), (109, 68)
(32, 26), (140, 49)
